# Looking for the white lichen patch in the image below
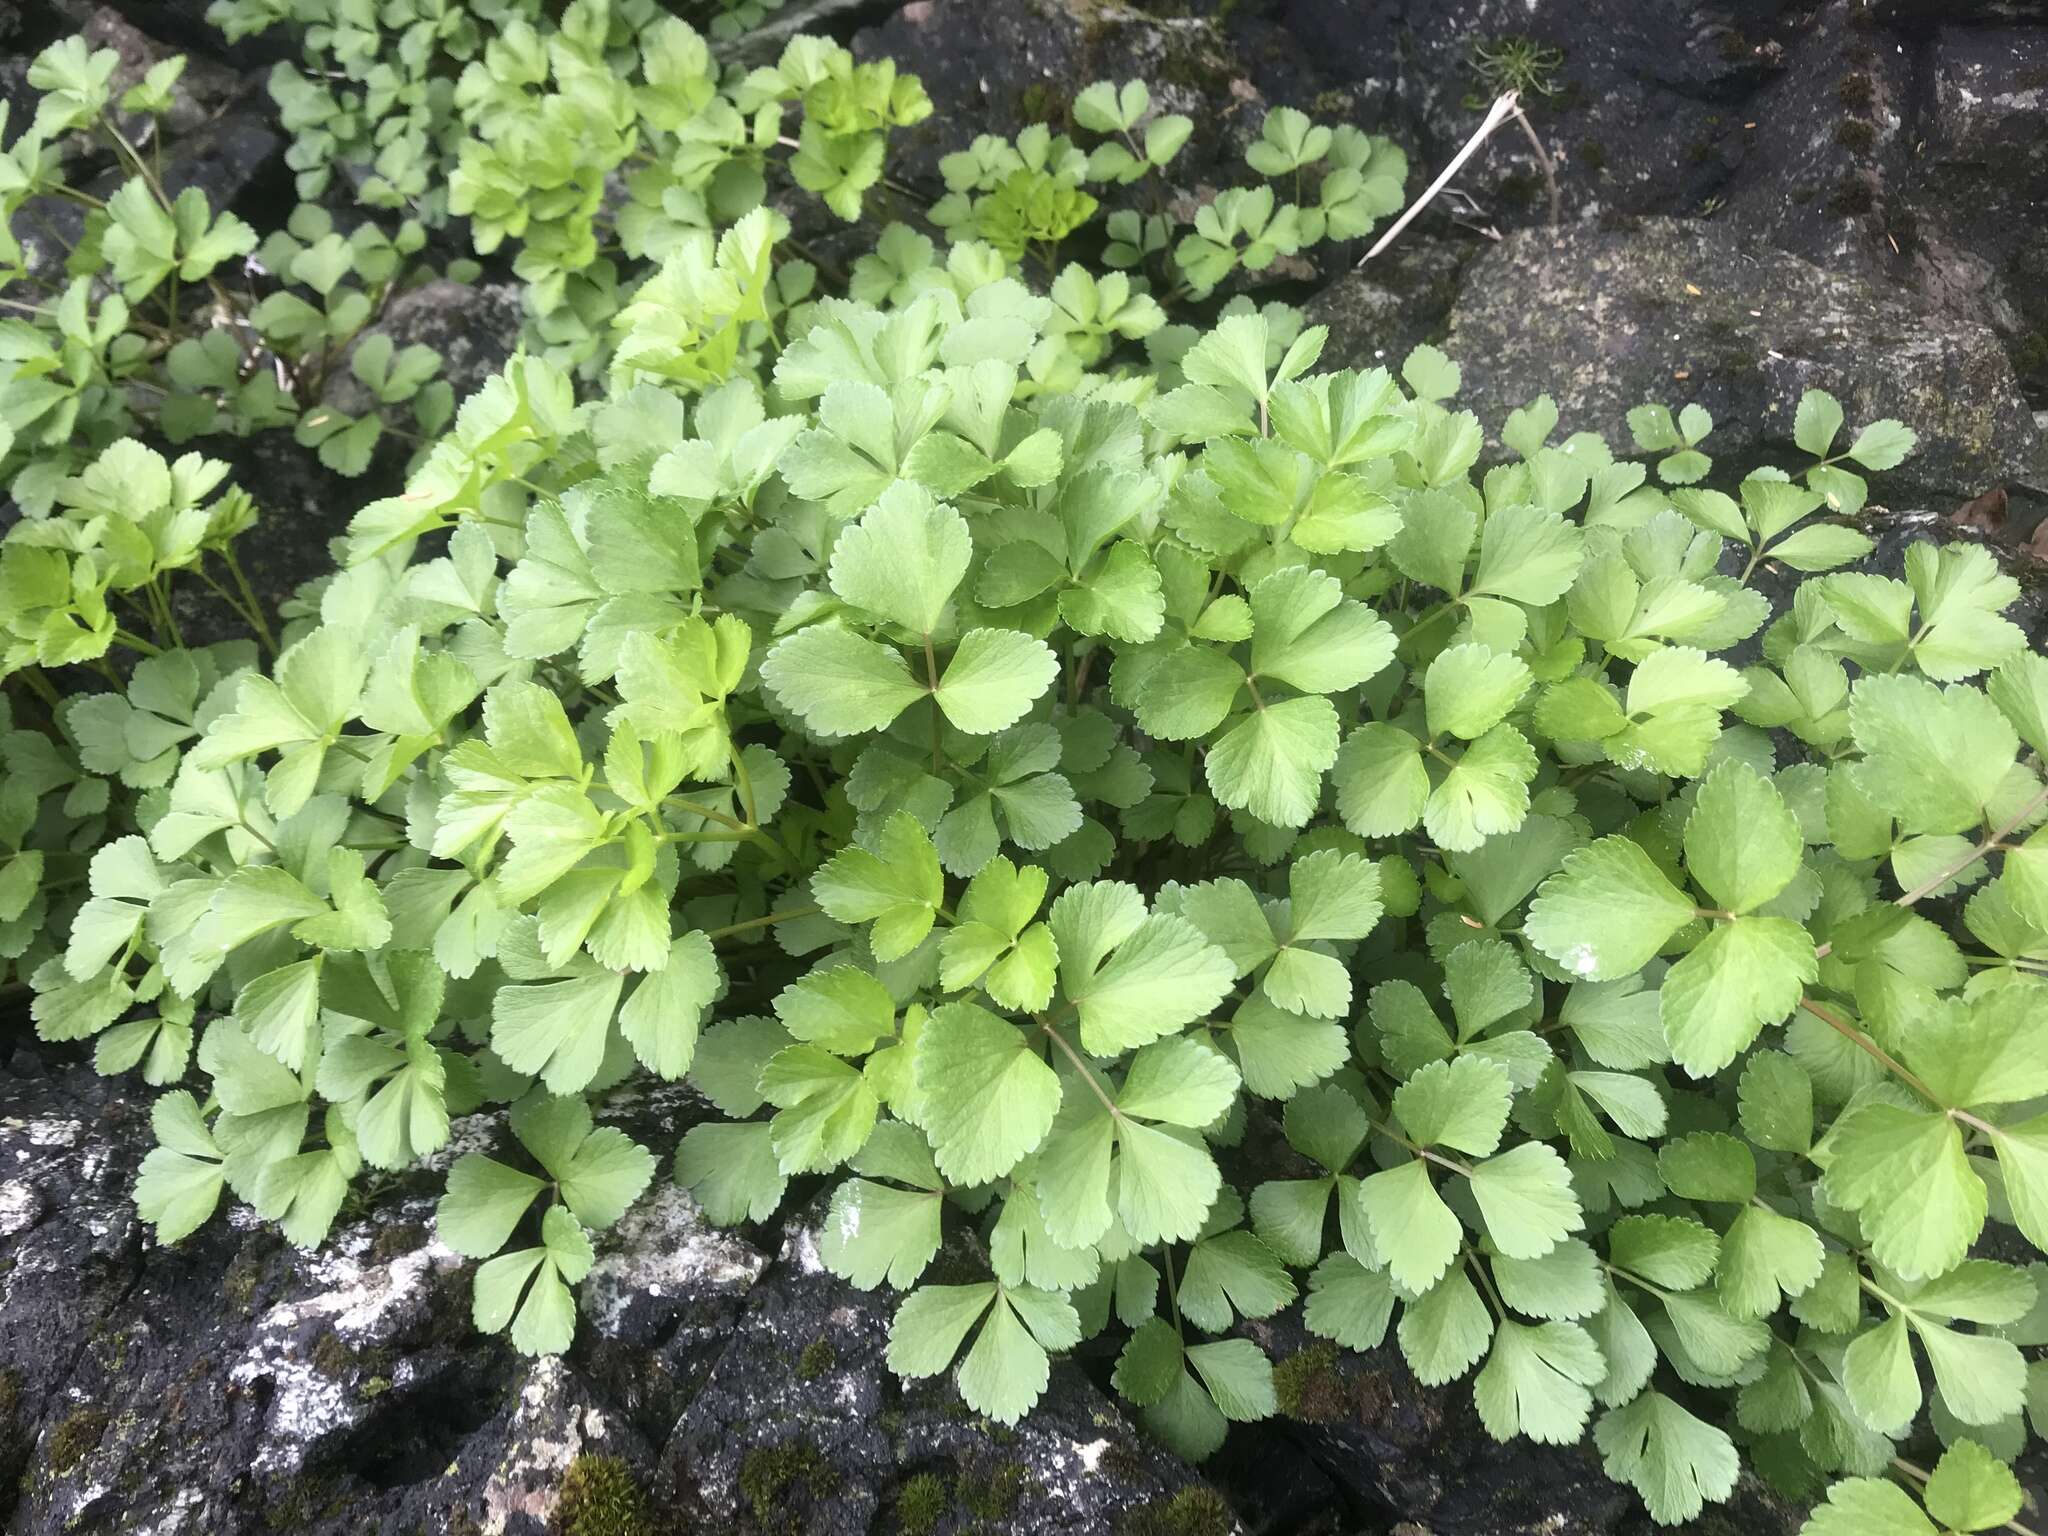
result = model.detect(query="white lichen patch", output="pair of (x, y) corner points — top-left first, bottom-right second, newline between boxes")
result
(784, 1222), (826, 1275)
(0, 1179), (40, 1236)
(478, 1357), (606, 1536)
(227, 1227), (464, 1476)
(579, 1181), (765, 1338)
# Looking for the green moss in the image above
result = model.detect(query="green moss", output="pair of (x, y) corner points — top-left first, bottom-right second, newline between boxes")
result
(368, 1221), (428, 1263)
(2010, 331), (2048, 379)
(956, 1459), (1026, 1518)
(739, 1440), (838, 1534)
(0, 1367), (20, 1428)
(1834, 119), (1876, 153)
(552, 1455), (654, 1536)
(1100, 1440), (1151, 1483)
(46, 1407), (109, 1478)
(1272, 1342), (1347, 1423)
(894, 1472), (947, 1536)
(1016, 82), (1069, 127)
(264, 1473), (358, 1531)
(1119, 1487), (1235, 1536)
(1836, 73), (1874, 110)
(1575, 140), (1607, 172)
(221, 1245), (266, 1313)
(311, 1330), (356, 1378)
(1826, 176), (1875, 217)
(796, 1338), (837, 1380)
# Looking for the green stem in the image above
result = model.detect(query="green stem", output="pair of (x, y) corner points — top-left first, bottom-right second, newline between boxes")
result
(221, 548), (278, 656)
(703, 906), (820, 942)
(1814, 781), (2048, 960)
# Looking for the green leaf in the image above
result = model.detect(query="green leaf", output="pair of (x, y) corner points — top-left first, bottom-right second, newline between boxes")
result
(1393, 1055), (1511, 1156)
(1850, 675), (2017, 837)
(491, 970), (624, 1095)
(1794, 390), (1844, 458)
(1659, 916), (1815, 1079)
(1526, 837), (1695, 981)
(1426, 644), (1532, 741)
(936, 628), (1060, 734)
(1053, 885), (1234, 1056)
(1359, 1159), (1461, 1293)
(1397, 1269), (1494, 1385)
(674, 1121), (787, 1225)
(1609, 1215), (1720, 1292)
(1714, 1203), (1823, 1319)
(1845, 418), (1916, 472)
(886, 1282), (1078, 1425)
(1248, 566), (1395, 695)
(821, 1175), (943, 1291)
(1683, 760), (1802, 915)
(1474, 1319), (1605, 1445)
(1824, 1103), (1984, 1281)
(134, 1092), (225, 1243)
(1593, 1391), (1739, 1526)
(1178, 1231), (1296, 1331)
(759, 1044), (879, 1174)
(828, 481), (970, 634)
(1799, 1479), (1936, 1536)
(762, 624), (928, 737)
(1206, 695), (1341, 829)
(914, 1003), (1061, 1184)
(1470, 1142), (1582, 1259)
(812, 812), (945, 962)
(1304, 1254), (1396, 1351)
(1923, 1440), (2023, 1533)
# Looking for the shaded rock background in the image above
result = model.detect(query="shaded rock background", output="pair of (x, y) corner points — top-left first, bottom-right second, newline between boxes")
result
(5, 0), (2048, 1532)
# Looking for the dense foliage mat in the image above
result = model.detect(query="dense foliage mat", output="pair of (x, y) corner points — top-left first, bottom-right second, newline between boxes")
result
(3, 5), (2045, 1531)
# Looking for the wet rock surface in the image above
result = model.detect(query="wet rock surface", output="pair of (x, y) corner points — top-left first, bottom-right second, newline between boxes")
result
(0, 1049), (1231, 1535)
(1436, 217), (2046, 510)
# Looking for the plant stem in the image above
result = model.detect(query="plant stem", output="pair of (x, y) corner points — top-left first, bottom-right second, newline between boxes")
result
(219, 547), (278, 655)
(704, 906), (819, 942)
(1814, 781), (2048, 959)
(1037, 1015), (1120, 1117)
(1796, 996), (1936, 1103)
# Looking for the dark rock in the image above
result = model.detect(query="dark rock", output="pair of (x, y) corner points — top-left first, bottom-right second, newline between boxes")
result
(662, 1207), (1237, 1535)
(855, 0), (1270, 215)
(151, 109), (287, 219)
(1714, 0), (1917, 286)
(1249, 1314), (1801, 1536)
(1904, 26), (2048, 399)
(322, 278), (526, 421)
(1260, 0), (1795, 231)
(1436, 217), (2046, 506)
(0, 1052), (755, 1536)
(81, 4), (241, 135)
(1302, 235), (1471, 375)
(1862, 0), (2048, 25)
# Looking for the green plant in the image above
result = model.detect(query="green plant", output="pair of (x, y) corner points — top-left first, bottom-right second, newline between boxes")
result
(1465, 35), (1566, 110)
(0, 39), (453, 500)
(933, 82), (1404, 299)
(552, 1454), (655, 1536)
(7, 19), (2047, 1536)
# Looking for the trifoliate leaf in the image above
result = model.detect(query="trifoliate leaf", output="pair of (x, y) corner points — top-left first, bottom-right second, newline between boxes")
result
(812, 811), (944, 961)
